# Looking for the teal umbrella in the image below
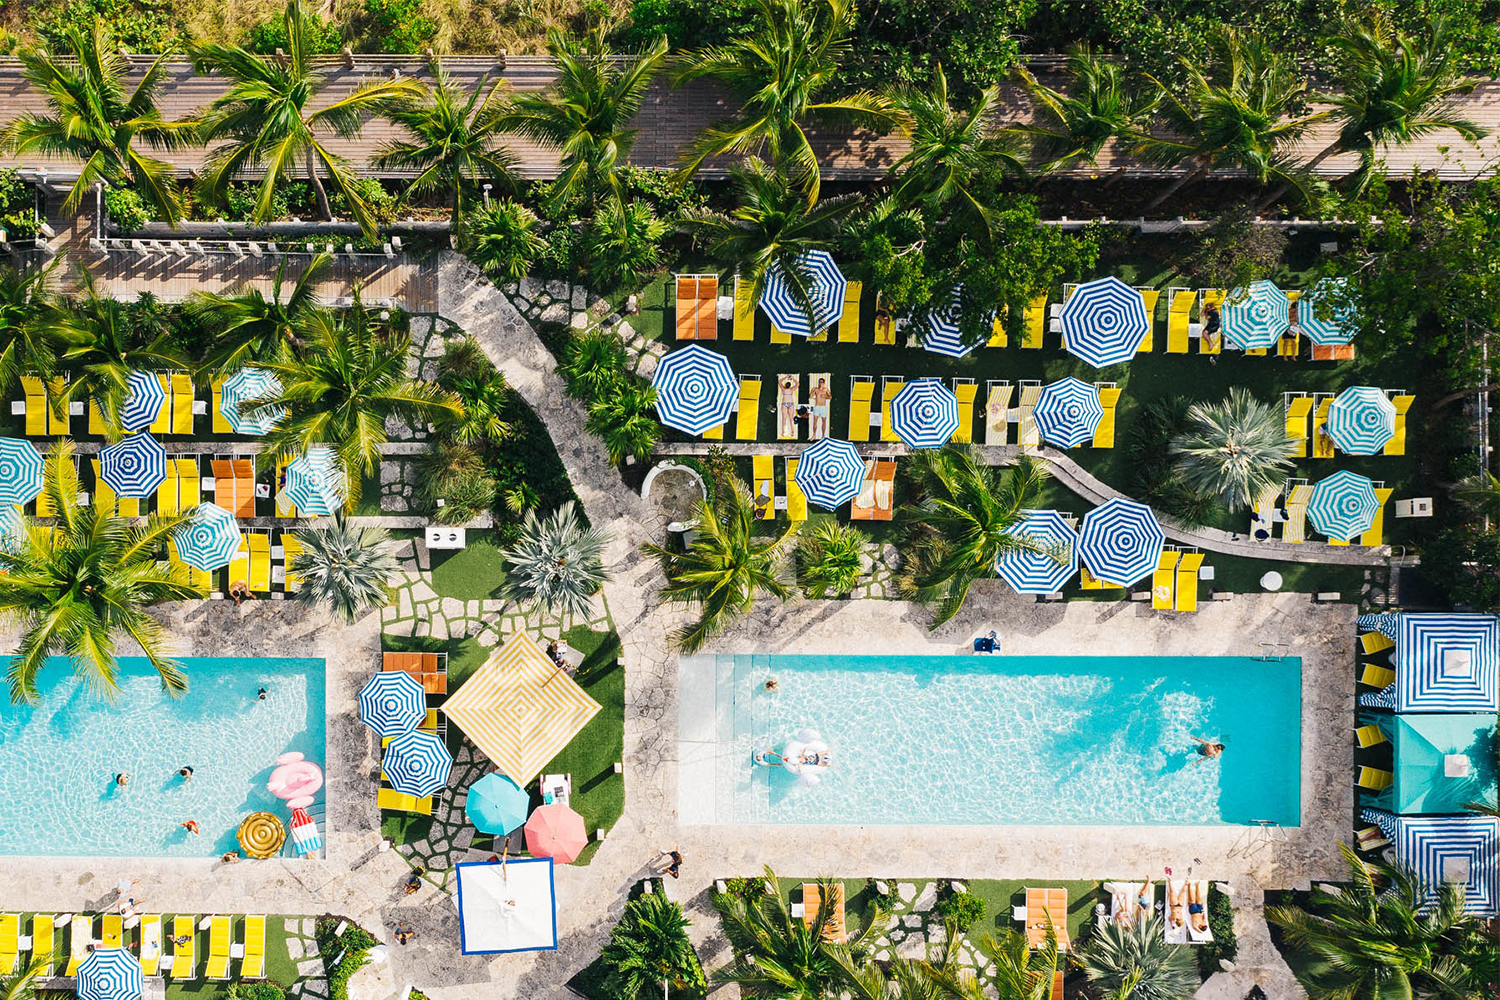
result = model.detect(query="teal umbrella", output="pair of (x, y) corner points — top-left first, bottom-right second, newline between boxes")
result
(466, 772), (531, 835)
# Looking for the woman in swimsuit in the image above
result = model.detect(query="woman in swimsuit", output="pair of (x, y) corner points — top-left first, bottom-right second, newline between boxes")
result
(1167, 881), (1189, 931)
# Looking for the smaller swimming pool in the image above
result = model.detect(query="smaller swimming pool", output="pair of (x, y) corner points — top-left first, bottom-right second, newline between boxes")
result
(0, 656), (326, 858)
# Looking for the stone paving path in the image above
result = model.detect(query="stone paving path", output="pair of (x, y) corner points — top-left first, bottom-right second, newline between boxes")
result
(282, 917), (328, 1000)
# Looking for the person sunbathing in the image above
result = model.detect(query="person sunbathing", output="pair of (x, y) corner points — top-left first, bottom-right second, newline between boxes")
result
(1187, 881), (1209, 933)
(1136, 880), (1154, 923)
(1110, 885), (1136, 928)
(1167, 881), (1189, 931)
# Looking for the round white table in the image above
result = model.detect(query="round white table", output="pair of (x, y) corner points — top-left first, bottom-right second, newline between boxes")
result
(1260, 571), (1284, 591)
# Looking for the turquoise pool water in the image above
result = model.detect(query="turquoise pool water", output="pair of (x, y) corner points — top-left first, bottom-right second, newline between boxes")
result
(0, 657), (326, 857)
(695, 654), (1300, 825)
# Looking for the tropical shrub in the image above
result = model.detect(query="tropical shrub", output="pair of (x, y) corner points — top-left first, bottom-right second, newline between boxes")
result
(1196, 885), (1237, 978)
(559, 329), (629, 403)
(419, 440), (501, 525)
(586, 380), (659, 466)
(226, 984), (287, 1000)
(247, 6), (343, 53)
(103, 188), (149, 232)
(361, 0), (436, 52)
(291, 516), (399, 624)
(497, 502), (609, 617)
(1076, 914), (1199, 1000)
(797, 521), (869, 598)
(935, 887), (985, 930)
(467, 200), (546, 279)
(1170, 388), (1297, 510)
(435, 339), (515, 447)
(599, 891), (706, 1000)
(581, 201), (669, 290)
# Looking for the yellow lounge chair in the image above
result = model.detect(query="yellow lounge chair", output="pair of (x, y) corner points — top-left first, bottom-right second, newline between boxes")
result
(377, 787), (433, 814)
(101, 914), (122, 949)
(1017, 381), (1043, 446)
(280, 533), (306, 593)
(20, 376), (47, 436)
(771, 321), (791, 344)
(1175, 552), (1204, 612)
(171, 373), (196, 435)
(737, 376), (763, 441)
(241, 915), (266, 980)
(1355, 724), (1388, 748)
(1385, 394), (1414, 456)
(1357, 766), (1393, 791)
(176, 458), (200, 509)
(139, 914), (162, 976)
(1022, 294), (1046, 348)
(169, 538), (213, 593)
(985, 382), (1013, 445)
(1199, 289), (1225, 353)
(785, 458), (808, 521)
(879, 377), (904, 443)
(205, 915), (232, 981)
(1166, 288), (1195, 354)
(988, 310), (1007, 347)
(0, 914), (18, 974)
(1360, 631), (1396, 655)
(702, 416), (724, 441)
(227, 534), (251, 596)
(91, 460), (118, 517)
(847, 376), (874, 442)
(774, 374), (798, 441)
(1361, 663), (1396, 688)
(1093, 386), (1121, 448)
(158, 459), (182, 517)
(1284, 393), (1313, 457)
(168, 915), (195, 978)
(21, 376), (70, 436)
(752, 455), (776, 519)
(211, 378), (233, 434)
(29, 915), (53, 974)
(249, 532), (272, 592)
(1278, 297), (1301, 358)
(837, 281), (862, 342)
(149, 374), (171, 434)
(1152, 551), (1180, 610)
(808, 372), (832, 440)
(89, 400), (111, 437)
(733, 277), (755, 341)
(951, 378), (978, 444)
(65, 916), (91, 976)
(1359, 488), (1393, 546)
(1311, 395), (1335, 458)
(1137, 288), (1159, 352)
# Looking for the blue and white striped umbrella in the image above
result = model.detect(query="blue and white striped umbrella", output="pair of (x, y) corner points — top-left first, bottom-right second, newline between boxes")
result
(172, 503), (241, 572)
(0, 436), (44, 506)
(99, 433), (166, 498)
(924, 287), (979, 358)
(1307, 470), (1379, 541)
(1077, 497), (1165, 587)
(794, 438), (865, 509)
(1361, 811), (1499, 916)
(888, 379), (959, 450)
(384, 728), (453, 798)
(1060, 276), (1150, 368)
(1222, 280), (1291, 350)
(1359, 614), (1499, 713)
(284, 447), (346, 516)
(997, 509), (1079, 595)
(759, 251), (847, 337)
(1326, 387), (1396, 456)
(220, 368), (285, 436)
(651, 344), (738, 435)
(358, 671), (427, 738)
(119, 370), (167, 433)
(78, 948), (142, 1000)
(1032, 378), (1104, 449)
(1357, 612), (1400, 639)
(1300, 277), (1356, 346)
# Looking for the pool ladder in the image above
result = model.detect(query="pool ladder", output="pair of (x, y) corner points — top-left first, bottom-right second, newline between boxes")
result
(1256, 642), (1290, 661)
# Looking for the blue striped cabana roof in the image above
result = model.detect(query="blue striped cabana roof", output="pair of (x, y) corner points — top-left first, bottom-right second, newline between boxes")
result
(1361, 810), (1499, 916)
(1359, 614), (1500, 713)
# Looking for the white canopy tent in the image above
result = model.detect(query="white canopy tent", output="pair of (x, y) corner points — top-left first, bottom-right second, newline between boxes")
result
(455, 857), (558, 954)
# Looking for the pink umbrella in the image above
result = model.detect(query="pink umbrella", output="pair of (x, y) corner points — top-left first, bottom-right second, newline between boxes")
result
(523, 803), (587, 864)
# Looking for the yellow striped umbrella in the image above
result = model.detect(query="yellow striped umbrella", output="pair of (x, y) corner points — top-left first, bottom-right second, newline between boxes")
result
(440, 633), (602, 785)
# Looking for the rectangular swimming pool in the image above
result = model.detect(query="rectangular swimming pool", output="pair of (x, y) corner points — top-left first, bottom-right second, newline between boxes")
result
(0, 656), (326, 858)
(679, 653), (1301, 826)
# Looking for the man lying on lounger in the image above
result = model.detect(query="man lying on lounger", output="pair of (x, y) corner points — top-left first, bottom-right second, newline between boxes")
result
(1187, 881), (1209, 934)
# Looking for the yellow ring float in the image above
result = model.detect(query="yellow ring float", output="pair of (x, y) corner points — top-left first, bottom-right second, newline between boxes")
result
(237, 812), (287, 858)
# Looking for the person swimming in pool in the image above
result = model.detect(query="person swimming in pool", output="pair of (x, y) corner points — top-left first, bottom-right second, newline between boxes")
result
(1191, 736), (1225, 762)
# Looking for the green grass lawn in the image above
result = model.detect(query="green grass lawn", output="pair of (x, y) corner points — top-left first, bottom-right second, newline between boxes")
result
(427, 531), (508, 602)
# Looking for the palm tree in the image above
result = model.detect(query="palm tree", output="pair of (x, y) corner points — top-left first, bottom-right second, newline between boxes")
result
(1011, 45), (1160, 175)
(49, 273), (182, 436)
(797, 520), (868, 598)
(3, 19), (195, 225)
(559, 329), (628, 402)
(190, 0), (421, 237)
(1134, 27), (1317, 211)
(186, 252), (331, 372)
(1, 954), (53, 1000)
(1074, 915), (1198, 1000)
(466, 200), (546, 279)
(586, 379), (660, 466)
(925, 926), (1059, 1000)
(290, 514), (398, 623)
(497, 502), (609, 618)
(497, 25), (668, 211)
(1316, 15), (1488, 187)
(254, 304), (462, 501)
(830, 948), (945, 1000)
(712, 869), (843, 1000)
(0, 443), (202, 704)
(888, 65), (1022, 219)
(601, 890), (704, 1000)
(644, 480), (796, 653)
(433, 339), (514, 447)
(1169, 388), (1297, 510)
(678, 157), (858, 331)
(1267, 843), (1481, 1000)
(0, 263), (63, 397)
(374, 64), (520, 230)
(672, 0), (897, 202)
(1455, 470), (1500, 520)
(901, 446), (1050, 628)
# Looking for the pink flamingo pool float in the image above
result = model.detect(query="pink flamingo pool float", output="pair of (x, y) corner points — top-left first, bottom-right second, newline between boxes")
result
(267, 752), (324, 810)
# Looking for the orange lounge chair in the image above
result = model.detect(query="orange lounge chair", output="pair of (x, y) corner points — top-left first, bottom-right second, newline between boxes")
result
(1024, 887), (1070, 951)
(799, 883), (847, 944)
(850, 460), (895, 521)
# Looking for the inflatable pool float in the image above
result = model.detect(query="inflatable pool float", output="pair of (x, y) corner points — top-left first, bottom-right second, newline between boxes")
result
(767, 728), (833, 787)
(268, 754), (324, 801)
(237, 812), (287, 858)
